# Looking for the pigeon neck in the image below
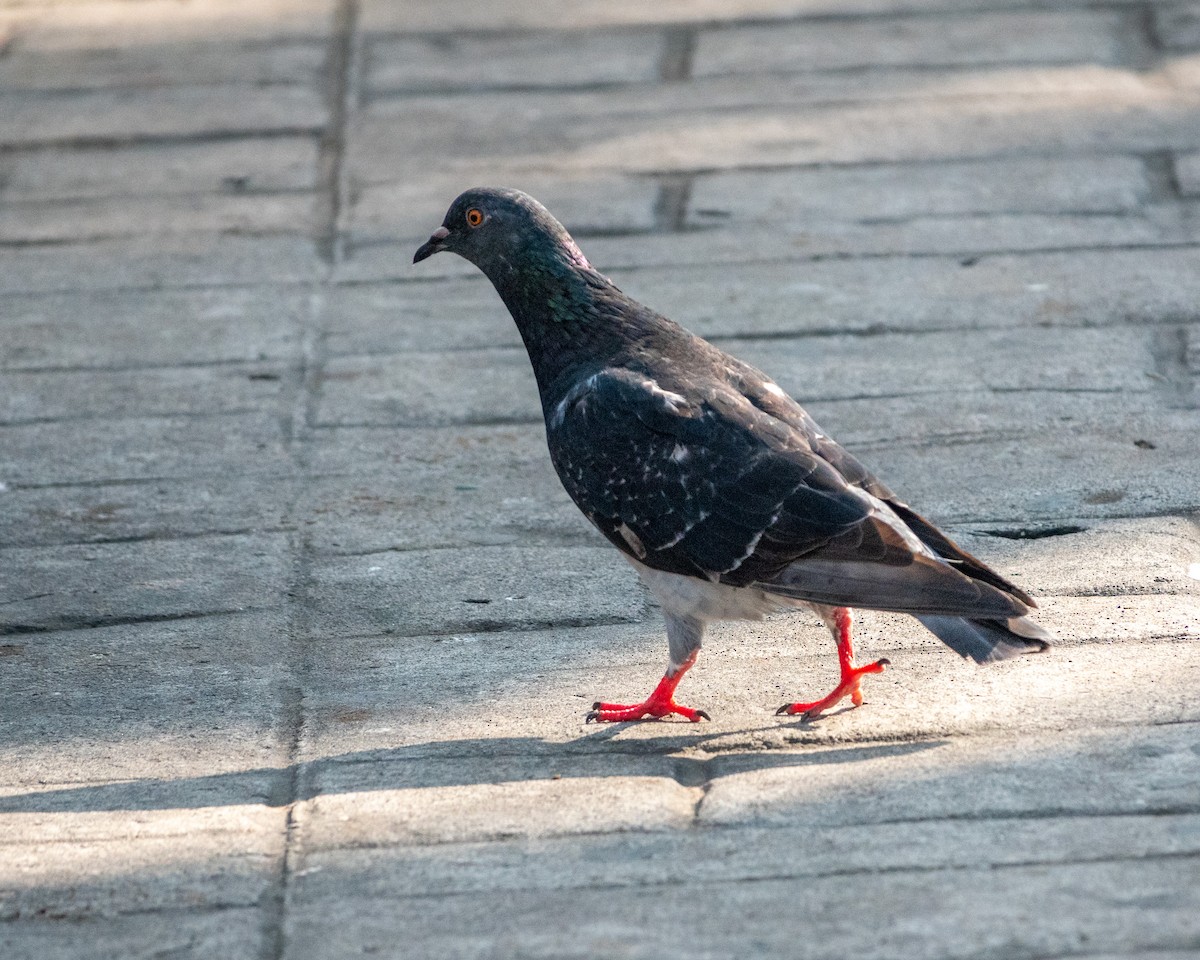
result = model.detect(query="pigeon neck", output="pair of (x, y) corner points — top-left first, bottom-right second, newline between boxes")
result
(483, 241), (628, 390)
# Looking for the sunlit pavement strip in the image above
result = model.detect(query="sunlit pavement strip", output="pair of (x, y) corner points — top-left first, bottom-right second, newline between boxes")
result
(1, 1), (1199, 958)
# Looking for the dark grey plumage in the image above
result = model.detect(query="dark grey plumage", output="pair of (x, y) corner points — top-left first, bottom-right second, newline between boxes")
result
(415, 187), (1050, 720)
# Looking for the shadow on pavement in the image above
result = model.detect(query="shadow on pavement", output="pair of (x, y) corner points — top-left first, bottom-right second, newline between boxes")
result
(0, 735), (945, 813)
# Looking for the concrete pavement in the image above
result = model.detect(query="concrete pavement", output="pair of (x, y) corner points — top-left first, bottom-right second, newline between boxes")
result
(1, 1), (1199, 957)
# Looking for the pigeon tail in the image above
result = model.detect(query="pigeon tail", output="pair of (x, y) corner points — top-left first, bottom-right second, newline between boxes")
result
(917, 614), (1052, 664)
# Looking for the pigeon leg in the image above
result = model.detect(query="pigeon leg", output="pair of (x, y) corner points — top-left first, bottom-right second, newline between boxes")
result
(587, 650), (710, 723)
(776, 607), (890, 720)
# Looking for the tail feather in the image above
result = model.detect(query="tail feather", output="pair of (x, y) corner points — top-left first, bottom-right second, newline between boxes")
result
(917, 614), (1051, 664)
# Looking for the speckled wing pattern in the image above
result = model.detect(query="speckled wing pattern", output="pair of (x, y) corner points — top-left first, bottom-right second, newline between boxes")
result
(547, 362), (1027, 619)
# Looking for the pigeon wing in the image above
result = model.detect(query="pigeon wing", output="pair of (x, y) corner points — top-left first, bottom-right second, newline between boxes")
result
(732, 361), (1035, 607)
(549, 367), (1028, 620)
(546, 367), (869, 582)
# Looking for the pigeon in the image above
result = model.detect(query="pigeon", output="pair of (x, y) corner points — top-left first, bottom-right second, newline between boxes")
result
(414, 188), (1050, 723)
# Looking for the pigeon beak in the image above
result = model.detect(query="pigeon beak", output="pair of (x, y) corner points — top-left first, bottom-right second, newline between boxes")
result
(413, 226), (450, 264)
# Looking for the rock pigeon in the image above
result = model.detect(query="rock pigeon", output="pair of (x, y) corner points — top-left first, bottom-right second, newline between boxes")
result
(414, 188), (1050, 723)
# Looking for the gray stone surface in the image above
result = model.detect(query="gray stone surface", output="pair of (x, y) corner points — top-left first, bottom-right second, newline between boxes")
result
(0, 413), (292, 485)
(1155, 2), (1200, 50)
(366, 30), (665, 94)
(3, 138), (319, 201)
(0, 235), (319, 294)
(693, 9), (1130, 75)
(361, 0), (1152, 32)
(1177, 150), (1200, 196)
(0, 611), (290, 783)
(1, 192), (318, 244)
(303, 861), (1196, 959)
(308, 545), (647, 637)
(2, 85), (326, 146)
(0, 534), (290, 632)
(349, 68), (1200, 184)
(0, 910), (267, 960)
(351, 171), (660, 248)
(0, 287), (307, 368)
(1, 2), (1198, 958)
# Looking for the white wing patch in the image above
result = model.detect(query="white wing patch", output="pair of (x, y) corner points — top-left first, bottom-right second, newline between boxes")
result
(640, 378), (688, 412)
(762, 382), (788, 399)
(616, 522), (647, 559)
(550, 373), (600, 429)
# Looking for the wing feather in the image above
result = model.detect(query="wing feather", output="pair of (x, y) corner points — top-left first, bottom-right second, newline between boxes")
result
(548, 363), (1029, 621)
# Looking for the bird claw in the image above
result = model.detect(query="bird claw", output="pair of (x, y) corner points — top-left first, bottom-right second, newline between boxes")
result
(777, 657), (890, 721)
(585, 699), (711, 723)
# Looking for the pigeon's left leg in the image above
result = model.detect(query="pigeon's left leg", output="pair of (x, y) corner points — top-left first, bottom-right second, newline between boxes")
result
(776, 606), (890, 720)
(587, 614), (710, 723)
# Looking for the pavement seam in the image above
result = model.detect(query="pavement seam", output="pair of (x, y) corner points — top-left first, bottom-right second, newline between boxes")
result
(363, 3), (1167, 39)
(0, 127), (324, 153)
(260, 3), (362, 956)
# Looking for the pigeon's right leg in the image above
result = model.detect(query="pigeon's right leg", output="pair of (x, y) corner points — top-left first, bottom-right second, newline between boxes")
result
(776, 606), (889, 720)
(586, 614), (710, 723)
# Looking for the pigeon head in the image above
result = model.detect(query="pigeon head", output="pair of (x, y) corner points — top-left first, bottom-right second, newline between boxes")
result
(412, 187), (591, 279)
(413, 188), (639, 395)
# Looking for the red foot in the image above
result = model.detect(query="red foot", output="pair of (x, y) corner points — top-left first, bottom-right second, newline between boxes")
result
(586, 652), (710, 723)
(587, 698), (710, 723)
(777, 607), (890, 721)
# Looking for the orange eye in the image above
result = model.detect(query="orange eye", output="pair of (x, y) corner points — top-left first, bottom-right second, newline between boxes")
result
(465, 208), (484, 228)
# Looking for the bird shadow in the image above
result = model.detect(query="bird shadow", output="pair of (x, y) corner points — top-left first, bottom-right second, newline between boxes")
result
(0, 732), (946, 815)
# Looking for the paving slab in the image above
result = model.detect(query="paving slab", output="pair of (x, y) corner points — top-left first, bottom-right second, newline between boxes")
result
(0, 909), (268, 960)
(365, 29), (665, 95)
(0, 287), (308, 369)
(0, 37), (326, 92)
(286, 856), (1200, 960)
(300, 753), (697, 847)
(2, 364), (289, 423)
(0, 832), (278, 922)
(1177, 150), (1200, 196)
(350, 67), (1200, 182)
(307, 544), (647, 638)
(0, 235), (320, 295)
(2, 138), (320, 201)
(1, 84), (326, 147)
(0, 476), (300, 549)
(0, 610), (290, 784)
(297, 810), (1200, 895)
(0, 533), (290, 633)
(693, 9), (1130, 75)
(1155, 2), (1200, 51)
(688, 155), (1153, 223)
(0, 412), (292, 486)
(296, 461), (584, 556)
(360, 0), (1147, 33)
(0, 191), (318, 244)
(3, 0), (336, 46)
(320, 277), (515, 353)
